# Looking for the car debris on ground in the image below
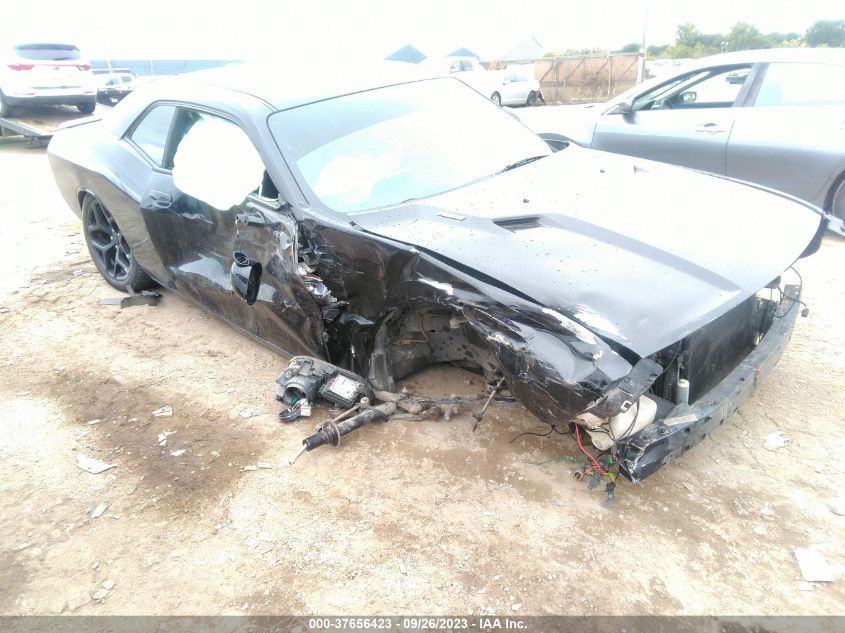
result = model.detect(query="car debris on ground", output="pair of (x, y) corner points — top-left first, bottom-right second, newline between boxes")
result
(76, 454), (117, 474)
(89, 503), (108, 519)
(97, 289), (161, 309)
(763, 431), (792, 451)
(278, 355), (503, 465)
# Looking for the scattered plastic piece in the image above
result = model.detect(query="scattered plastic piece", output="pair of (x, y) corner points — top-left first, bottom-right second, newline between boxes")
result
(601, 482), (617, 509)
(170, 449), (186, 457)
(76, 454), (117, 474)
(763, 431), (791, 451)
(90, 504), (107, 519)
(157, 431), (175, 446)
(152, 405), (173, 418)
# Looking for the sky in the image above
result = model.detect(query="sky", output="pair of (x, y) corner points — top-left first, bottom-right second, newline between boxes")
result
(5, 0), (842, 61)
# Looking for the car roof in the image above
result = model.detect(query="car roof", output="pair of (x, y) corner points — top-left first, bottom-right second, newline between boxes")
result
(170, 60), (437, 111)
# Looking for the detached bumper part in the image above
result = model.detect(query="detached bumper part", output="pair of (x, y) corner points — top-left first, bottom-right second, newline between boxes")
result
(617, 285), (802, 482)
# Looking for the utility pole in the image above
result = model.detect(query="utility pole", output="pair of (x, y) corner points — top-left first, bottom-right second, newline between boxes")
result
(637, 0), (648, 83)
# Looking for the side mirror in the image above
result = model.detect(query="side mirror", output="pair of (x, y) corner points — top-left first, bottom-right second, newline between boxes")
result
(231, 251), (261, 304)
(607, 97), (634, 114)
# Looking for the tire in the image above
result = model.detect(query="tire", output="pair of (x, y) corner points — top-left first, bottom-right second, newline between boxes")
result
(490, 92), (502, 106)
(526, 91), (537, 107)
(77, 100), (96, 114)
(0, 91), (14, 117)
(82, 194), (155, 292)
(830, 174), (845, 222)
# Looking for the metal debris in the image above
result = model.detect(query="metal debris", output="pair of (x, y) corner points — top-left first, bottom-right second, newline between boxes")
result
(472, 377), (505, 431)
(242, 462), (275, 471)
(152, 405), (173, 418)
(98, 290), (161, 309)
(76, 454), (117, 474)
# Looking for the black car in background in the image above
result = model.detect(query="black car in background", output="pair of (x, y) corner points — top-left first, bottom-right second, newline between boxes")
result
(96, 72), (136, 105)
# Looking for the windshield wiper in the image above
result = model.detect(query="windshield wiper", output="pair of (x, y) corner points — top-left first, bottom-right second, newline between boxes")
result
(499, 155), (548, 173)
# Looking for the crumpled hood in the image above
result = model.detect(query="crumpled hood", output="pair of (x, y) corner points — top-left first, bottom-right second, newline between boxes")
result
(354, 147), (824, 357)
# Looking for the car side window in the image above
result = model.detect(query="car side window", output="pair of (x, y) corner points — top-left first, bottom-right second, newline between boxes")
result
(128, 105), (176, 166)
(632, 66), (751, 111)
(755, 63), (845, 107)
(168, 110), (267, 210)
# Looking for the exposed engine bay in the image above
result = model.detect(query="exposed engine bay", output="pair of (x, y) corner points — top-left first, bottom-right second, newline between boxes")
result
(281, 244), (806, 487)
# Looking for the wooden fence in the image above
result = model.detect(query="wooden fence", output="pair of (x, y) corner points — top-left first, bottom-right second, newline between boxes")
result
(522, 53), (640, 104)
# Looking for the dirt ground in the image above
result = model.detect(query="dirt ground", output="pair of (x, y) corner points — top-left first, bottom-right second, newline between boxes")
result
(0, 138), (843, 616)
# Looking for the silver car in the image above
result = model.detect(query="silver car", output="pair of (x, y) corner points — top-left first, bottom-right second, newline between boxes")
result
(516, 48), (845, 222)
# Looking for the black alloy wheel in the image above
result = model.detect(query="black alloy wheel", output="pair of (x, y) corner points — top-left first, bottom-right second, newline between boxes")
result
(82, 194), (154, 292)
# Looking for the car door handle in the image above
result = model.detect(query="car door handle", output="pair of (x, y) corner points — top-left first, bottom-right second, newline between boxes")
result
(141, 190), (172, 210)
(694, 123), (728, 134)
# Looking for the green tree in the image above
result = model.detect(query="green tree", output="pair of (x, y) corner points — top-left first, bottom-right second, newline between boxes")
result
(726, 22), (769, 51)
(805, 19), (845, 47)
(676, 23), (701, 47)
(616, 42), (642, 53)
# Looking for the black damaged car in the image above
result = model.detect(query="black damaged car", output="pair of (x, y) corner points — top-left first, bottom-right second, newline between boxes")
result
(47, 63), (830, 481)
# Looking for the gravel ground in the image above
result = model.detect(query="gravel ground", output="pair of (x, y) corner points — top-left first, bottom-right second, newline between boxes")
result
(0, 139), (843, 616)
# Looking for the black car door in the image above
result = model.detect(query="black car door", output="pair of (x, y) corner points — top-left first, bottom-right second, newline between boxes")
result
(136, 106), (326, 357)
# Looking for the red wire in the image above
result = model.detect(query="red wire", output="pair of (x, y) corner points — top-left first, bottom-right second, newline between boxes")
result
(574, 424), (608, 475)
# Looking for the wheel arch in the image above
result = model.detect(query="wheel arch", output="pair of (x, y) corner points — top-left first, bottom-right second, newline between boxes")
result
(823, 168), (845, 218)
(77, 187), (96, 211)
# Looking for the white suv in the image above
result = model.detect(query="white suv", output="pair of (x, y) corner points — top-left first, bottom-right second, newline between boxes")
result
(0, 43), (97, 117)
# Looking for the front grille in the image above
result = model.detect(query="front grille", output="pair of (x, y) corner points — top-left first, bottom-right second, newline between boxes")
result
(684, 297), (755, 403)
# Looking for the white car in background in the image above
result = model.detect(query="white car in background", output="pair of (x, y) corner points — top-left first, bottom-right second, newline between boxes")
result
(487, 67), (542, 107)
(420, 57), (542, 107)
(0, 43), (97, 116)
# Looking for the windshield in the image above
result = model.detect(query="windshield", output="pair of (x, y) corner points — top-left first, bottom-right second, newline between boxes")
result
(268, 78), (550, 214)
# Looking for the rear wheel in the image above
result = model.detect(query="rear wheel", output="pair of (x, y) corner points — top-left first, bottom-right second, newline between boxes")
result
(77, 100), (96, 114)
(82, 194), (154, 292)
(526, 91), (537, 106)
(490, 92), (502, 106)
